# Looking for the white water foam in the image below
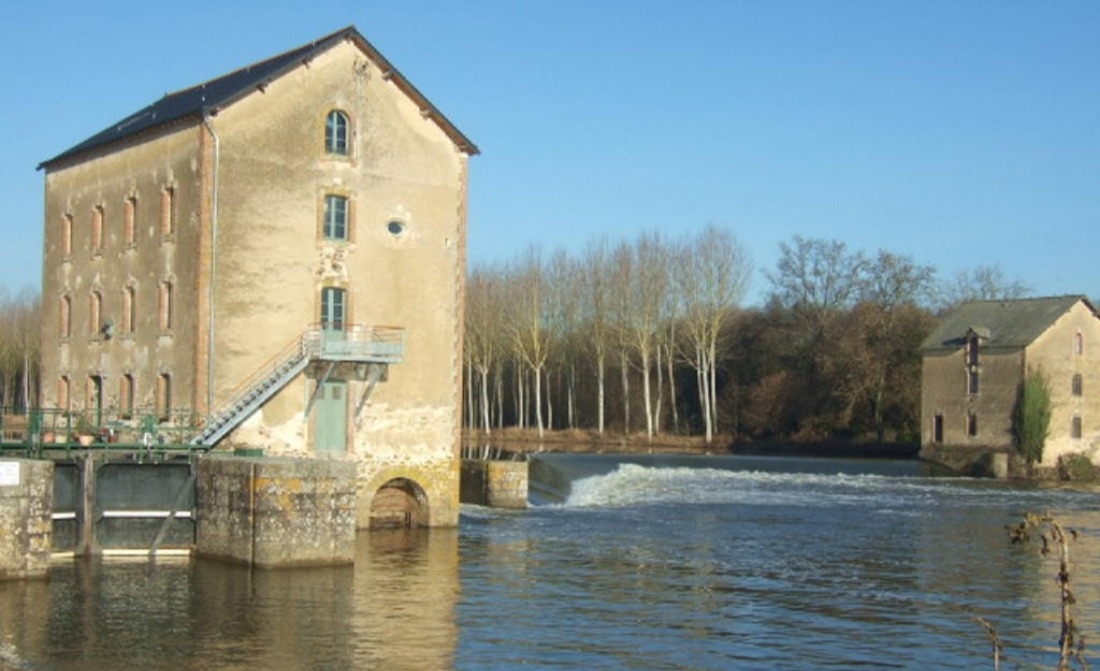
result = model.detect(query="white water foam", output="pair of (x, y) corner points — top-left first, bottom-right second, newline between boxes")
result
(557, 462), (1057, 510)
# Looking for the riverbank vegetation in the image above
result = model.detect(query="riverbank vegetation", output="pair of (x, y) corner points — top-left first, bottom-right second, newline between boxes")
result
(465, 230), (1030, 446)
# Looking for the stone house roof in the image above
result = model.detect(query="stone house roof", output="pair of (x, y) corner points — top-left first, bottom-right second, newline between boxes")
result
(39, 25), (478, 170)
(921, 295), (1095, 354)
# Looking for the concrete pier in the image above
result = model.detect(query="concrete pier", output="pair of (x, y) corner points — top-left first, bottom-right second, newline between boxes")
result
(0, 459), (53, 579)
(460, 459), (528, 509)
(195, 455), (358, 568)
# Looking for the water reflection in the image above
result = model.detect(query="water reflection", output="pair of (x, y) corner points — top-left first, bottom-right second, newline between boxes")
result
(0, 529), (459, 671)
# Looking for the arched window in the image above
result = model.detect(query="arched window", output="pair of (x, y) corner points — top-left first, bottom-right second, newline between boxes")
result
(91, 206), (104, 254)
(120, 374), (135, 419)
(123, 196), (137, 246)
(157, 373), (172, 422)
(62, 214), (73, 257)
(323, 194), (348, 240)
(325, 110), (350, 155)
(161, 186), (176, 236)
(59, 295), (71, 338)
(121, 286), (135, 333)
(158, 281), (173, 331)
(1074, 332), (1084, 355)
(89, 291), (102, 335)
(58, 376), (70, 412)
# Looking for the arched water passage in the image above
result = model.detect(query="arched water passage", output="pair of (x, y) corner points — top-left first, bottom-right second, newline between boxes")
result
(369, 478), (429, 528)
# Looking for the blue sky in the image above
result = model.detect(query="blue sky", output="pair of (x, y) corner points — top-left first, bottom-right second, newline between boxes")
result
(2, 1), (1097, 305)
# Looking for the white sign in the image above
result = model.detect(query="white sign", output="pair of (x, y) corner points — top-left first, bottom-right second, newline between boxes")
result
(0, 461), (19, 487)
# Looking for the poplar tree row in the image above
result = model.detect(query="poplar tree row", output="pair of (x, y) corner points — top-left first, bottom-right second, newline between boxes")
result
(464, 231), (1029, 444)
(0, 289), (41, 413)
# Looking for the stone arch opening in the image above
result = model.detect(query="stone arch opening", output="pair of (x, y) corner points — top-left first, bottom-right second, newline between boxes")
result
(369, 478), (429, 529)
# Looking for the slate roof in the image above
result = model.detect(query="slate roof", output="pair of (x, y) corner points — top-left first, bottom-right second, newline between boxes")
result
(921, 295), (1094, 353)
(39, 25), (478, 169)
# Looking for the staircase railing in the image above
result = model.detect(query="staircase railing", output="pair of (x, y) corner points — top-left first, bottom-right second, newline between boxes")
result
(191, 324), (406, 447)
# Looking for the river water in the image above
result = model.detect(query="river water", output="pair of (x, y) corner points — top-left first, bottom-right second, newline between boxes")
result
(1, 453), (1098, 670)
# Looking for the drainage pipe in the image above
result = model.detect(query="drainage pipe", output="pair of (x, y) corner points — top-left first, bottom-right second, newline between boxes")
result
(202, 115), (220, 414)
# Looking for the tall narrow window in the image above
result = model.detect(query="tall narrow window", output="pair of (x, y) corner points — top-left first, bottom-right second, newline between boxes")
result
(121, 286), (135, 334)
(325, 110), (349, 155)
(321, 287), (346, 331)
(156, 373), (171, 422)
(89, 291), (102, 336)
(933, 414), (944, 444)
(91, 206), (104, 254)
(323, 195), (348, 240)
(58, 376), (70, 412)
(1075, 332), (1084, 356)
(967, 412), (978, 438)
(158, 281), (173, 331)
(120, 374), (134, 420)
(967, 370), (979, 395)
(1072, 415), (1083, 439)
(1073, 374), (1083, 397)
(59, 295), (71, 339)
(161, 186), (175, 236)
(123, 196), (137, 246)
(62, 214), (73, 257)
(966, 336), (979, 367)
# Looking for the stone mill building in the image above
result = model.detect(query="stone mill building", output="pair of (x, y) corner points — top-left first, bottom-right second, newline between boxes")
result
(37, 26), (478, 528)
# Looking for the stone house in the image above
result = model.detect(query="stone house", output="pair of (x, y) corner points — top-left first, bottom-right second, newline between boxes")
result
(37, 26), (478, 527)
(920, 295), (1100, 473)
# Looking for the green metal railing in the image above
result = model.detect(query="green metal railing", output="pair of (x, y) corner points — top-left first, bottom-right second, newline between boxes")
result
(0, 407), (207, 460)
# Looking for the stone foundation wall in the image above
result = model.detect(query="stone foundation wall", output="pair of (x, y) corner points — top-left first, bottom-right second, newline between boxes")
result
(460, 459), (528, 509)
(0, 459), (53, 580)
(195, 455), (357, 568)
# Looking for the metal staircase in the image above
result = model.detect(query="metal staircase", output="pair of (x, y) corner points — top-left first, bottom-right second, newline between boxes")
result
(190, 325), (404, 447)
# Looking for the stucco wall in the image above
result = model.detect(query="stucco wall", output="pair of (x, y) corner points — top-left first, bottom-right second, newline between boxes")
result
(200, 41), (467, 525)
(41, 125), (204, 418)
(922, 348), (1021, 450)
(1025, 302), (1100, 466)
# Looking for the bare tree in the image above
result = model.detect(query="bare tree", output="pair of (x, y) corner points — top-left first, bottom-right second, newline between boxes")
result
(580, 240), (613, 434)
(466, 266), (505, 433)
(624, 232), (671, 440)
(935, 264), (1031, 310)
(504, 249), (551, 438)
(765, 236), (866, 338)
(672, 225), (752, 442)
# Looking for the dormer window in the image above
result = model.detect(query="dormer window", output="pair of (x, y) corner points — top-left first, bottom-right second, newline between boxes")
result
(966, 335), (979, 367)
(325, 110), (350, 156)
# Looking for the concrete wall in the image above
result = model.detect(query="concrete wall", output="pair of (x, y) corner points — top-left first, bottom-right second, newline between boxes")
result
(195, 455), (358, 567)
(0, 459), (53, 579)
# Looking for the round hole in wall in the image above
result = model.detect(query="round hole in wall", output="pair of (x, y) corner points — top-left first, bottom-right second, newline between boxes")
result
(387, 220), (406, 236)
